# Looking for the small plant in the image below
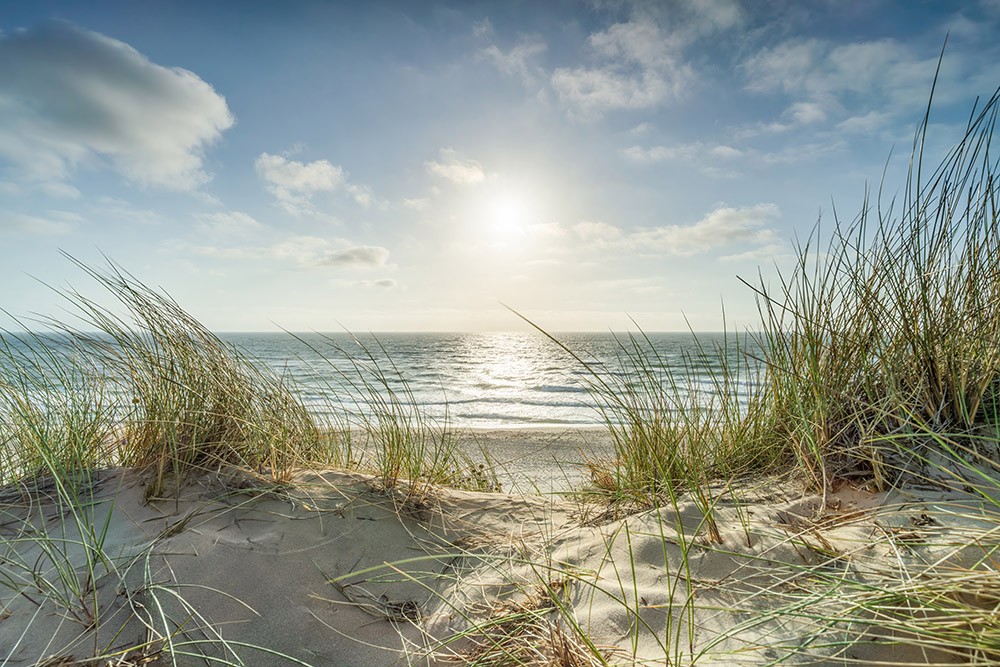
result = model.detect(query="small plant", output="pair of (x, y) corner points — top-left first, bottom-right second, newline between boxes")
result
(448, 580), (605, 667)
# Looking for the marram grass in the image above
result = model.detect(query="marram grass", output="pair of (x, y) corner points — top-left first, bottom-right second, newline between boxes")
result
(746, 82), (1000, 493)
(0, 258), (494, 496)
(0, 259), (335, 494)
(527, 81), (1000, 506)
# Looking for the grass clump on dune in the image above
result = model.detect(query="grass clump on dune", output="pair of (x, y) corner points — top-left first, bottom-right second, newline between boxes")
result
(540, 80), (1000, 505)
(0, 258), (499, 498)
(519, 321), (774, 507)
(1, 259), (336, 495)
(286, 330), (501, 494)
(748, 83), (1000, 492)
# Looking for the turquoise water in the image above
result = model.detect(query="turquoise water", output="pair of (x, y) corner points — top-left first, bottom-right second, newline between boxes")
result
(223, 332), (753, 428)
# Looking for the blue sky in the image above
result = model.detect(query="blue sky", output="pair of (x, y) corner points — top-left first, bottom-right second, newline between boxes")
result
(1, 1), (998, 331)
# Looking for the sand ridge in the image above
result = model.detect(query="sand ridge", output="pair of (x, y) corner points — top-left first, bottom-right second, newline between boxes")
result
(3, 460), (999, 666)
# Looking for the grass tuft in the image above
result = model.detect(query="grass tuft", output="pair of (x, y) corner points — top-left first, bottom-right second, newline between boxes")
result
(746, 83), (1000, 492)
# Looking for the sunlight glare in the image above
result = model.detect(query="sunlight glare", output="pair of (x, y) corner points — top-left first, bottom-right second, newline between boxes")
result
(486, 191), (532, 245)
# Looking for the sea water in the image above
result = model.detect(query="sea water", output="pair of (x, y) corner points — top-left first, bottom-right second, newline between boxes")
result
(223, 331), (754, 428)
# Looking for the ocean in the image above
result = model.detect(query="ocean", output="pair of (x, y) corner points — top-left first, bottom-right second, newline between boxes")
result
(222, 331), (752, 429)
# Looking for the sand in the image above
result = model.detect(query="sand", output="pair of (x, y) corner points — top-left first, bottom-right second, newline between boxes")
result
(2, 430), (999, 666)
(453, 426), (614, 493)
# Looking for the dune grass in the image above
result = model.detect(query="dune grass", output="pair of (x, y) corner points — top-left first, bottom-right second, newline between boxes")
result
(516, 319), (775, 509)
(0, 263), (338, 663)
(744, 81), (1000, 494)
(287, 331), (499, 494)
(518, 80), (1000, 510)
(0, 259), (337, 495)
(0, 258), (495, 497)
(0, 260), (499, 663)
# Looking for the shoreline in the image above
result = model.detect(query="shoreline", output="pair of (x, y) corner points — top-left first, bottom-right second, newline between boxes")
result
(453, 425), (615, 493)
(347, 425), (616, 494)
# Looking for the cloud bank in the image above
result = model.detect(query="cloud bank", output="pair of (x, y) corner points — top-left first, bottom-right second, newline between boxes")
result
(567, 203), (783, 258)
(0, 21), (234, 189)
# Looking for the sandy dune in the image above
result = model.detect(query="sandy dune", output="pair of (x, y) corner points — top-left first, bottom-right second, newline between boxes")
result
(3, 451), (999, 666)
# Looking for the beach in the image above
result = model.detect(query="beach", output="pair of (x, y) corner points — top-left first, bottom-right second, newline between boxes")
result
(4, 5), (1000, 665)
(452, 426), (615, 493)
(3, 427), (999, 666)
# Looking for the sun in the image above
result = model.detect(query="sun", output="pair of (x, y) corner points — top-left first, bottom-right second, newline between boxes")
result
(485, 191), (532, 243)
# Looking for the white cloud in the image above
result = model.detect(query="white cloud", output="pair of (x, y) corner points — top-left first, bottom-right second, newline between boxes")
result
(635, 203), (782, 255)
(568, 203), (783, 258)
(356, 278), (397, 289)
(345, 183), (375, 208)
(0, 211), (77, 235)
(624, 141), (742, 163)
(719, 242), (792, 263)
(742, 100), (832, 136)
(184, 243), (257, 260)
(551, 18), (691, 118)
(39, 182), (82, 198)
(759, 140), (846, 165)
(186, 235), (391, 271)
(479, 36), (547, 87)
(255, 152), (383, 211)
(683, 0), (744, 34)
(552, 66), (672, 116)
(573, 220), (625, 243)
(93, 196), (162, 226)
(268, 235), (328, 264)
(710, 145), (743, 159)
(836, 110), (892, 134)
(255, 153), (343, 208)
(743, 38), (825, 95)
(740, 37), (987, 135)
(425, 148), (486, 184)
(403, 197), (429, 211)
(0, 21), (233, 190)
(942, 13), (984, 39)
(269, 236), (390, 269)
(472, 18), (493, 39)
(3, 179), (81, 198)
(195, 211), (262, 236)
(587, 18), (677, 66)
(786, 101), (827, 125)
(623, 145), (672, 162)
(627, 137), (840, 168)
(589, 276), (668, 295)
(699, 165), (742, 180)
(330, 277), (398, 289)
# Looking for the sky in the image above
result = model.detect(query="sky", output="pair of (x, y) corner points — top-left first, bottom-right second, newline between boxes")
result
(1, 1), (998, 332)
